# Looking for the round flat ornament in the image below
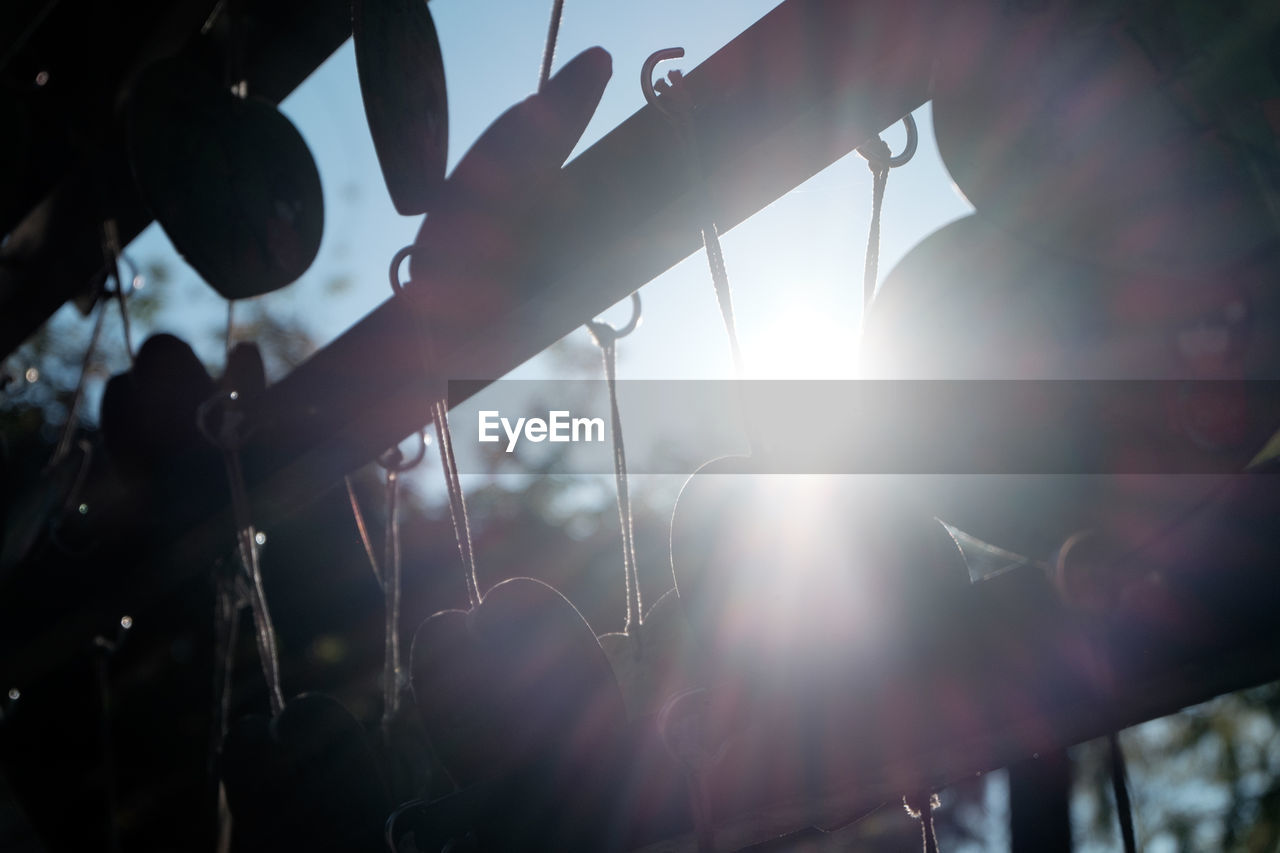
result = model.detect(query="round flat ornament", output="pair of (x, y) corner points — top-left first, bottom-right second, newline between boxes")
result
(126, 58), (323, 300)
(353, 0), (448, 215)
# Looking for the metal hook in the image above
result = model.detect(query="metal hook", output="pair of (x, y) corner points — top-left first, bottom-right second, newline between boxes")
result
(378, 429), (429, 473)
(586, 292), (642, 347)
(642, 48), (689, 119)
(197, 389), (248, 452)
(389, 244), (418, 297)
(857, 113), (919, 169)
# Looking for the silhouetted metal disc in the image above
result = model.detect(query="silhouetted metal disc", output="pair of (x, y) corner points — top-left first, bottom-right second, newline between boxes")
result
(353, 0), (448, 215)
(411, 576), (627, 788)
(860, 214), (1280, 557)
(221, 693), (391, 853)
(931, 1), (1273, 275)
(126, 58), (323, 300)
(407, 47), (612, 283)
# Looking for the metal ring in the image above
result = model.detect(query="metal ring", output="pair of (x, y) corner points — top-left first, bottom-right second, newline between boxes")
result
(378, 429), (429, 473)
(586, 292), (642, 346)
(641, 47), (686, 117)
(389, 244), (418, 297)
(116, 253), (142, 293)
(858, 113), (919, 169)
(196, 390), (246, 451)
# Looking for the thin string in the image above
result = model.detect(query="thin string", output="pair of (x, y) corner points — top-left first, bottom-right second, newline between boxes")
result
(345, 475), (383, 587)
(101, 220), (135, 365)
(113, 266), (136, 366)
(700, 219), (744, 374)
(904, 793), (941, 853)
(200, 393), (286, 716)
(855, 115), (918, 310)
(651, 69), (745, 376)
(225, 301), (235, 359)
(382, 463), (403, 732)
(51, 290), (108, 465)
(211, 555), (242, 853)
(1109, 733), (1137, 853)
(224, 440), (286, 716)
(537, 0), (566, 92)
(211, 578), (240, 748)
(52, 219), (143, 464)
(588, 321), (642, 636)
(91, 635), (122, 853)
(433, 398), (480, 608)
(862, 141), (891, 309)
(391, 245), (482, 610)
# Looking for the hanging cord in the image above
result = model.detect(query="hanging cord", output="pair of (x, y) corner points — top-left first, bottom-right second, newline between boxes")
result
(389, 245), (482, 609)
(198, 391), (286, 716)
(854, 115), (918, 310)
(433, 398), (481, 608)
(345, 476), (383, 587)
(211, 573), (241, 746)
(51, 287), (107, 466)
(376, 433), (428, 735)
(903, 792), (941, 853)
(101, 220), (136, 365)
(50, 222), (140, 466)
(1109, 734), (1137, 852)
(210, 574), (240, 853)
(586, 293), (643, 639)
(537, 0), (566, 92)
(642, 49), (744, 376)
(91, 618), (131, 853)
(225, 302), (236, 358)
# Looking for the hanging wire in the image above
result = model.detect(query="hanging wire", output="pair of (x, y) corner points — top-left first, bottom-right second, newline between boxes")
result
(211, 574), (241, 745)
(1109, 732), (1138, 853)
(210, 573), (241, 853)
(225, 301), (236, 358)
(101, 220), (136, 365)
(586, 293), (643, 638)
(642, 49), (744, 376)
(537, 0), (566, 92)
(198, 391), (286, 716)
(51, 222), (140, 466)
(389, 245), (482, 609)
(376, 432), (428, 733)
(345, 476), (383, 587)
(51, 291), (109, 466)
(855, 115), (918, 310)
(903, 792), (941, 853)
(91, 617), (131, 853)
(433, 398), (481, 609)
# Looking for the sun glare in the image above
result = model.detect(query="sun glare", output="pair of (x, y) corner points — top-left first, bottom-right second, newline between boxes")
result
(749, 304), (860, 379)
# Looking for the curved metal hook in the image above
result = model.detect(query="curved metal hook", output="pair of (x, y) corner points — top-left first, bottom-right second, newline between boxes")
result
(389, 244), (417, 297)
(197, 390), (249, 452)
(115, 253), (142, 294)
(641, 47), (687, 118)
(586, 292), (642, 347)
(858, 113), (919, 169)
(378, 429), (429, 473)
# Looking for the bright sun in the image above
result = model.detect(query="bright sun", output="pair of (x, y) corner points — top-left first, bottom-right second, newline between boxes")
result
(748, 304), (863, 379)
